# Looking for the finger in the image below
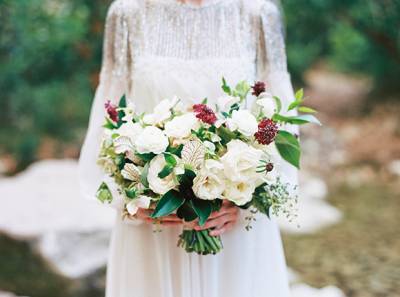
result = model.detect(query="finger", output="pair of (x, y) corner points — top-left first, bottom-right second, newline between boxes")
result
(159, 221), (182, 226)
(194, 213), (233, 230)
(208, 205), (238, 219)
(210, 222), (234, 236)
(159, 215), (182, 222)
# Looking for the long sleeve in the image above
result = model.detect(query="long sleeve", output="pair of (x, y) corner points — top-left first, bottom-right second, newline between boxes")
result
(257, 1), (299, 188)
(78, 0), (132, 210)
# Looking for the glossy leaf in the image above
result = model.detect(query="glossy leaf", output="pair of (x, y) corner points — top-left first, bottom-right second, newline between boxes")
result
(190, 199), (213, 226)
(275, 130), (301, 169)
(151, 190), (185, 218)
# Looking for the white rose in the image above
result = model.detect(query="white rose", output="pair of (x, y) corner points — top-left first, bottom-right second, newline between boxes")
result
(221, 140), (263, 183)
(164, 113), (199, 139)
(126, 195), (152, 215)
(193, 159), (225, 200)
(147, 155), (178, 194)
(256, 92), (276, 118)
(135, 126), (169, 154)
(227, 110), (258, 136)
(143, 97), (179, 125)
(217, 96), (240, 113)
(223, 181), (256, 206)
(117, 122), (143, 139)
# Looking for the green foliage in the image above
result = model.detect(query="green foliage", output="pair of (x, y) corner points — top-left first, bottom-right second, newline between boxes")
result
(151, 190), (185, 218)
(0, 0), (110, 168)
(283, 0), (400, 92)
(274, 130), (301, 169)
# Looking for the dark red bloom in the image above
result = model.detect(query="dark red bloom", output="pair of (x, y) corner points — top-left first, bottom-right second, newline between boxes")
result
(105, 100), (119, 122)
(193, 104), (217, 125)
(254, 118), (278, 145)
(252, 81), (266, 96)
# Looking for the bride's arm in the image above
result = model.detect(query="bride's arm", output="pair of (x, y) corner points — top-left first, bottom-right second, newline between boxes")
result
(78, 1), (139, 221)
(257, 1), (299, 188)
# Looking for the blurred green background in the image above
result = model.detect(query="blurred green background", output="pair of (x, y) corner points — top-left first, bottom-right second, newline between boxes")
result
(0, 1), (399, 297)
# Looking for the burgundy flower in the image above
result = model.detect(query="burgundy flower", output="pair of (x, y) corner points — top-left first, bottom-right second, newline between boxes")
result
(105, 100), (119, 122)
(251, 81), (266, 97)
(254, 118), (278, 145)
(193, 104), (217, 125)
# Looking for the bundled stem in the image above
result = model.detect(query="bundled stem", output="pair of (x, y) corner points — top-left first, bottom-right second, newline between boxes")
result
(178, 229), (223, 255)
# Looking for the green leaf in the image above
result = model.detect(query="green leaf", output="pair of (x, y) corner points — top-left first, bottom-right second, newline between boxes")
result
(272, 114), (321, 126)
(298, 106), (317, 113)
(217, 126), (237, 144)
(178, 168), (196, 188)
(151, 190), (185, 218)
(136, 152), (156, 162)
(96, 182), (113, 203)
(167, 144), (184, 157)
(291, 114), (321, 125)
(176, 201), (198, 222)
(103, 117), (117, 129)
(221, 77), (231, 95)
(125, 188), (137, 199)
(287, 100), (302, 111)
(190, 199), (213, 226)
(273, 96), (282, 113)
(234, 80), (251, 101)
(118, 94), (127, 108)
(275, 130), (301, 169)
(158, 164), (174, 179)
(295, 88), (304, 101)
(164, 153), (177, 167)
(140, 163), (150, 188)
(201, 98), (208, 104)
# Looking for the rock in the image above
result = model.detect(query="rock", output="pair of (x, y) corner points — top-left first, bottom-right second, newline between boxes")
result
(0, 159), (115, 277)
(388, 159), (400, 176)
(0, 292), (28, 297)
(291, 284), (346, 297)
(279, 174), (342, 234)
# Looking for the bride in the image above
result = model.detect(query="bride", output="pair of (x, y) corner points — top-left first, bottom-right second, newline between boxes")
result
(79, 0), (297, 296)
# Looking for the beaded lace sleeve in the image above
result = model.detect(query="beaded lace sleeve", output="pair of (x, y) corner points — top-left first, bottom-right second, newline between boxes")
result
(78, 0), (137, 214)
(258, 1), (299, 186)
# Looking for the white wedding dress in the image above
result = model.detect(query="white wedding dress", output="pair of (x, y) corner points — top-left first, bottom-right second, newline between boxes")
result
(79, 0), (298, 296)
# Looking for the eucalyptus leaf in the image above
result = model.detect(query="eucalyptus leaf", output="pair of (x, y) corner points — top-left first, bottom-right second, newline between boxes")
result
(151, 190), (185, 218)
(275, 130), (301, 169)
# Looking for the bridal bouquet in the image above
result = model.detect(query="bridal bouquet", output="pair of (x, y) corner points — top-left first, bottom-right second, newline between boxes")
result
(96, 79), (320, 255)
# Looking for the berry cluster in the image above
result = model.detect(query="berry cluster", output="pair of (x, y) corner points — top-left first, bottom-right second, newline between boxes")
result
(254, 118), (278, 145)
(105, 100), (119, 122)
(251, 81), (266, 96)
(193, 104), (217, 125)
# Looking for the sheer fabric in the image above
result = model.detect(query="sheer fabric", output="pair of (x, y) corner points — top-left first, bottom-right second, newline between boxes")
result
(79, 0), (296, 296)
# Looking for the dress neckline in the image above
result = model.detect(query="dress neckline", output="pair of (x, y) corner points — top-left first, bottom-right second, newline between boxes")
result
(151, 0), (235, 9)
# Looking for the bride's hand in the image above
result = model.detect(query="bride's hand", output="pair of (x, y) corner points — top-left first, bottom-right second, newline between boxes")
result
(134, 208), (183, 226)
(193, 200), (239, 236)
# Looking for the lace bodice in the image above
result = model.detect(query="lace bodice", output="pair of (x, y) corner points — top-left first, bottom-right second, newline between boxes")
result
(101, 0), (289, 100)
(79, 0), (298, 207)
